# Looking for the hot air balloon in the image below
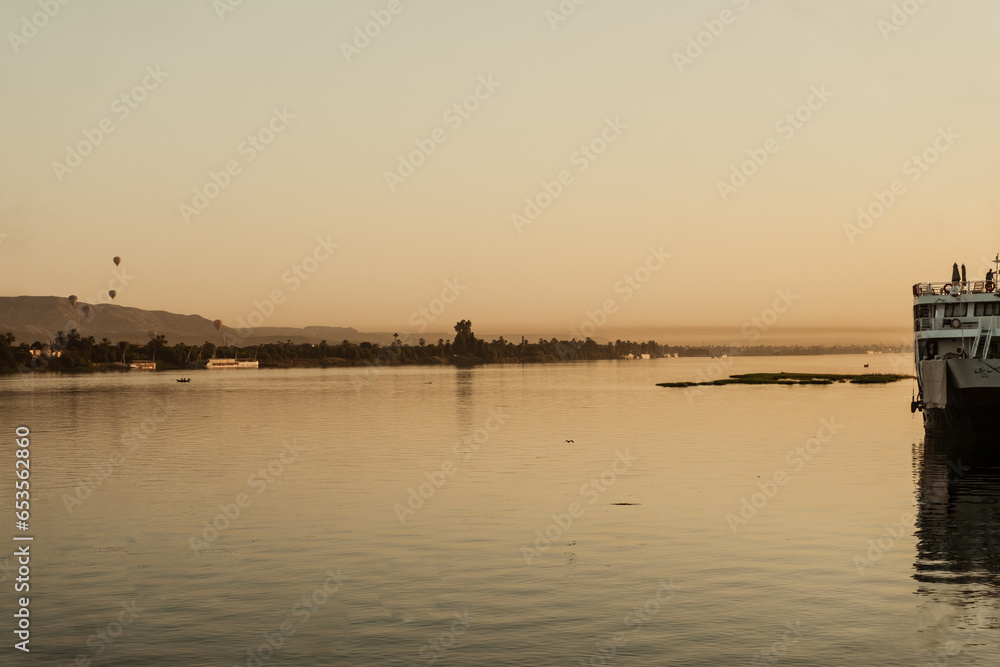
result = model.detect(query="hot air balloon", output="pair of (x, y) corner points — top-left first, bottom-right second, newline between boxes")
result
(108, 290), (117, 300)
(68, 295), (78, 306)
(113, 256), (121, 267)
(213, 319), (223, 331)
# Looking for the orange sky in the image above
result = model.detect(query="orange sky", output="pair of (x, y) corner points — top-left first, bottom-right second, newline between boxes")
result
(2, 1), (999, 342)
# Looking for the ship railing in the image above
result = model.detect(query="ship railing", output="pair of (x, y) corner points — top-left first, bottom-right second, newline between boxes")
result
(917, 318), (981, 331)
(913, 280), (998, 296)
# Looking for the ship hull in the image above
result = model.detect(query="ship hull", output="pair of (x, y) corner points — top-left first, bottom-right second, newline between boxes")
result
(922, 386), (1000, 437)
(918, 359), (1000, 437)
(924, 405), (1000, 438)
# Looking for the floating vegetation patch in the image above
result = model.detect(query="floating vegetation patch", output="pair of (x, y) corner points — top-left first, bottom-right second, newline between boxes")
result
(657, 372), (912, 388)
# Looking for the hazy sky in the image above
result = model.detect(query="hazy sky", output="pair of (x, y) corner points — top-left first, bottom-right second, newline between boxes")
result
(3, 0), (999, 341)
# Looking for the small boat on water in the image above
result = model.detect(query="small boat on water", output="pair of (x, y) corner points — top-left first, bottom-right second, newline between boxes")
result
(176, 378), (191, 383)
(912, 257), (1000, 436)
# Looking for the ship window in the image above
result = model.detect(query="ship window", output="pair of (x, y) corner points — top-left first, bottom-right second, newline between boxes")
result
(942, 303), (965, 317)
(973, 302), (1000, 316)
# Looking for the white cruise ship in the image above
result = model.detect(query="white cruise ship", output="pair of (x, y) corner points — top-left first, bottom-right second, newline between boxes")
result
(912, 260), (1000, 435)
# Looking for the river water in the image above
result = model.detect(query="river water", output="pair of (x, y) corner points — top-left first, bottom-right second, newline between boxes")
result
(1, 355), (998, 665)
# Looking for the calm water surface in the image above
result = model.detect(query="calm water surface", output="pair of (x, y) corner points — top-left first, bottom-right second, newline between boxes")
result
(1, 355), (998, 665)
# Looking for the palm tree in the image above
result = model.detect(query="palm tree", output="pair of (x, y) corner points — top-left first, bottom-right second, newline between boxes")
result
(393, 332), (400, 346)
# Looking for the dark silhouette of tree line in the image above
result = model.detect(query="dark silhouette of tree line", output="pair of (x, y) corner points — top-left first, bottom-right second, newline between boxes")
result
(0, 321), (909, 374)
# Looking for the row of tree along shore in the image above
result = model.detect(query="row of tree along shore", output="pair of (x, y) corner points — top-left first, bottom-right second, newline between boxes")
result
(0, 320), (909, 374)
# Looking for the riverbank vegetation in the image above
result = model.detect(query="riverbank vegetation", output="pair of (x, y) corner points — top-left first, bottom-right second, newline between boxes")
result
(0, 322), (910, 374)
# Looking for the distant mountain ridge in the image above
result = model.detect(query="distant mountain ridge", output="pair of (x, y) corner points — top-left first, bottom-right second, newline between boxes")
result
(0, 296), (414, 346)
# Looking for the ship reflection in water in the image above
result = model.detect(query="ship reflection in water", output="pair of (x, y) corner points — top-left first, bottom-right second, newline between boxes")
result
(913, 436), (1000, 653)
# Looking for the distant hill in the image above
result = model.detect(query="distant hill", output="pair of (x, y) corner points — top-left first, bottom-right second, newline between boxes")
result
(0, 296), (407, 346)
(0, 296), (590, 347)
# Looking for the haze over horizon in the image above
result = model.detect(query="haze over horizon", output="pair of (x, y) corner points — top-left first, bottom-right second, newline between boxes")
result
(3, 1), (999, 341)
(0, 294), (913, 347)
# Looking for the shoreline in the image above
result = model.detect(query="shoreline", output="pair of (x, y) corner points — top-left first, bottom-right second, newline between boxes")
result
(2, 352), (912, 376)
(0, 327), (910, 375)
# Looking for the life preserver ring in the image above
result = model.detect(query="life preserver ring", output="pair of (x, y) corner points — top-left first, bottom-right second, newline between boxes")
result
(943, 283), (953, 294)
(951, 318), (962, 329)
(987, 280), (996, 292)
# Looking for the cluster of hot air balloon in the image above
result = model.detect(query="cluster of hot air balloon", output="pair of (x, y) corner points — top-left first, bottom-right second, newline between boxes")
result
(65, 256), (226, 335)
(67, 256), (122, 309)
(67, 295), (92, 316)
(109, 257), (120, 300)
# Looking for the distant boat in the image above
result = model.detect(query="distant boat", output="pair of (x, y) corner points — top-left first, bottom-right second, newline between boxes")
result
(205, 347), (260, 370)
(205, 358), (258, 369)
(176, 378), (191, 383)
